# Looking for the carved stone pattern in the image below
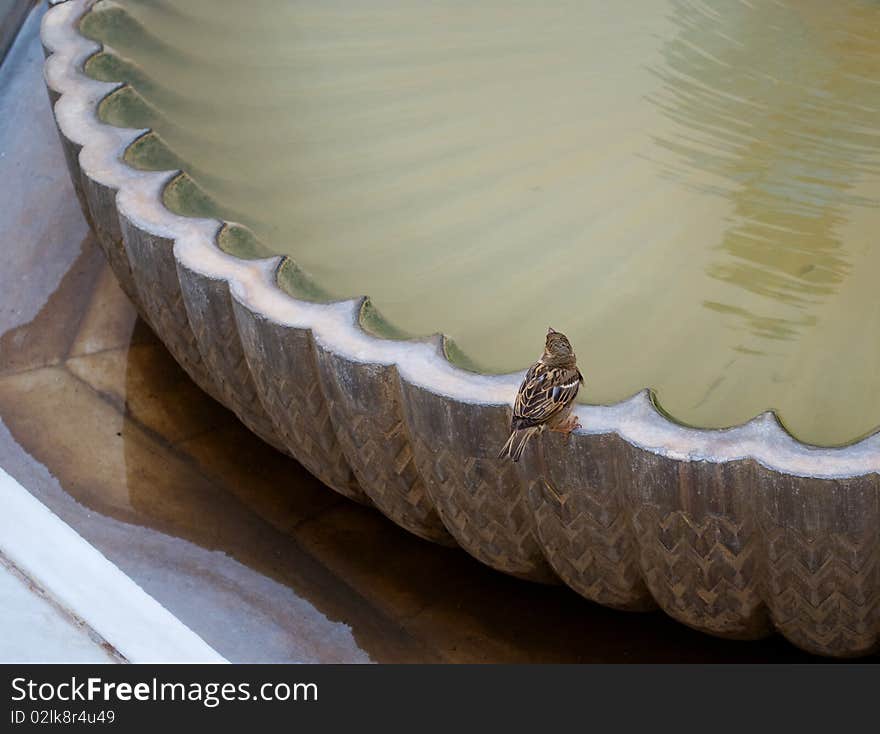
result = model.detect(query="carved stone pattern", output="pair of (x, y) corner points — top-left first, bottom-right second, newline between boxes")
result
(185, 289), (288, 454)
(134, 271), (223, 403)
(630, 505), (770, 638)
(761, 524), (880, 657)
(107, 237), (142, 310)
(244, 336), (365, 502)
(410, 438), (556, 583)
(56, 132), (90, 224)
(326, 399), (453, 543)
(83, 179), (144, 313)
(120, 227), (223, 403)
(527, 474), (653, 610)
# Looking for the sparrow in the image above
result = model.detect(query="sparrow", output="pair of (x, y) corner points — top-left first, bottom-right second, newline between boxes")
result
(498, 327), (584, 462)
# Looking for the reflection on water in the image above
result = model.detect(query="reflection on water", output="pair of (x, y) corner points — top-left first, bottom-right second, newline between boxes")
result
(650, 0), (880, 349)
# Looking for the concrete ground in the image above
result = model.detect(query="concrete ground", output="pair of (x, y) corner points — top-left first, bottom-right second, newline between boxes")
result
(0, 1), (33, 65)
(0, 4), (845, 663)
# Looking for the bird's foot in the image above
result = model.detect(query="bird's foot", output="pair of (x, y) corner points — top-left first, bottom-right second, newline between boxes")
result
(551, 415), (581, 437)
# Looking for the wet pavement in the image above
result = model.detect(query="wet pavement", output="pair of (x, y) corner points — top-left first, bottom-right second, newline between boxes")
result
(0, 5), (845, 663)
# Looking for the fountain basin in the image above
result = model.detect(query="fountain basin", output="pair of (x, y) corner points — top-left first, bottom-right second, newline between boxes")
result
(41, 0), (880, 657)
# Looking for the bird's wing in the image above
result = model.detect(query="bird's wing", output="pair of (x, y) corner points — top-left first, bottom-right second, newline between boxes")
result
(512, 362), (581, 430)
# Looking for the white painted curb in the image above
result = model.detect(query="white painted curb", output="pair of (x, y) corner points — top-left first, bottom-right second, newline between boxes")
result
(0, 466), (227, 664)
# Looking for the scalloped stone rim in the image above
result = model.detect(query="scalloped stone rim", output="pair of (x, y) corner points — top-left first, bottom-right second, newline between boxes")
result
(42, 0), (880, 657)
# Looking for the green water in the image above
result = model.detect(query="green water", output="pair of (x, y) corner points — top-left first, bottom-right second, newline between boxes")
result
(81, 0), (880, 446)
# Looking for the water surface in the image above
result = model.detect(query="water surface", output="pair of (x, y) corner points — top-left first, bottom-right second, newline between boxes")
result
(82, 0), (880, 445)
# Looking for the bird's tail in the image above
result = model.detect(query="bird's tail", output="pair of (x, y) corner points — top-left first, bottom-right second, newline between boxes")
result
(498, 427), (539, 462)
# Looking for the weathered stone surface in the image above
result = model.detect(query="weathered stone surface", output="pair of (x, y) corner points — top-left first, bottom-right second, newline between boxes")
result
(756, 468), (880, 657)
(78, 173), (143, 312)
(519, 431), (654, 610)
(315, 343), (453, 542)
(47, 101), (91, 224)
(400, 380), (555, 583)
(175, 259), (287, 454)
(625, 448), (771, 639)
(232, 298), (365, 503)
(119, 214), (223, 403)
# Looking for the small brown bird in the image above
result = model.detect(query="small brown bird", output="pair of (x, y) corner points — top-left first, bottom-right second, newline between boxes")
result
(498, 327), (584, 462)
